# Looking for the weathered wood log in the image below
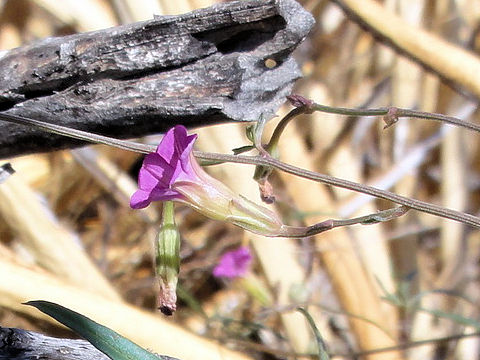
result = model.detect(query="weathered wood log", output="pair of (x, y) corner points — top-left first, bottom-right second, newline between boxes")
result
(0, 326), (179, 360)
(0, 0), (314, 158)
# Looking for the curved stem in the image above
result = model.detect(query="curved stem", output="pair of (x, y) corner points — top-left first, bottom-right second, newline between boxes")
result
(1, 111), (479, 228)
(266, 107), (306, 151)
(0, 113), (155, 154)
(194, 151), (480, 229)
(311, 103), (480, 133)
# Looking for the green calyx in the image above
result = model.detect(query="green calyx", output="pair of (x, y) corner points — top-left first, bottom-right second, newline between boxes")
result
(156, 201), (181, 315)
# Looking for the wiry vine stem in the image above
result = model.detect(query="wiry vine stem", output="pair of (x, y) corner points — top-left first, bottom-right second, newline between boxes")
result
(312, 102), (480, 132)
(285, 95), (480, 133)
(0, 113), (155, 154)
(194, 151), (480, 228)
(265, 96), (480, 161)
(1, 112), (479, 228)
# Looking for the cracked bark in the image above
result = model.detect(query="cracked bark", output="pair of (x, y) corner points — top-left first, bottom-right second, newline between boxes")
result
(0, 0), (314, 158)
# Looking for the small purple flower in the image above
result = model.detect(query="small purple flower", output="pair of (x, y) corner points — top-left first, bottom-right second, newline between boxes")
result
(130, 125), (285, 236)
(130, 125), (198, 208)
(213, 246), (252, 279)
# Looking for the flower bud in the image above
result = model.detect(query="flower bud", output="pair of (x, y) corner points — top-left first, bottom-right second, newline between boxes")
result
(155, 201), (180, 315)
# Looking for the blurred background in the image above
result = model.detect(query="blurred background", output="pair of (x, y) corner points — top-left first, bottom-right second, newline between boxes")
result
(1, 0), (480, 359)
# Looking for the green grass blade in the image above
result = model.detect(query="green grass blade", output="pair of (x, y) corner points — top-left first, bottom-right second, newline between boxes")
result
(297, 307), (330, 360)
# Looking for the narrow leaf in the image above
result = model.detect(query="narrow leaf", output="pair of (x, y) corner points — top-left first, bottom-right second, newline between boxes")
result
(25, 301), (163, 360)
(232, 145), (255, 155)
(297, 307), (330, 360)
(418, 306), (480, 330)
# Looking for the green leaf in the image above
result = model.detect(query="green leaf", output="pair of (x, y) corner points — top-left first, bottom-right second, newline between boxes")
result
(25, 301), (162, 360)
(253, 114), (267, 148)
(359, 206), (409, 225)
(245, 125), (255, 143)
(418, 306), (480, 330)
(297, 307), (330, 360)
(232, 145), (255, 155)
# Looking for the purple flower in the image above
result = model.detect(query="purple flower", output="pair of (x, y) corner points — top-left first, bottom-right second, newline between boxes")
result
(130, 125), (198, 208)
(130, 125), (284, 236)
(213, 246), (252, 279)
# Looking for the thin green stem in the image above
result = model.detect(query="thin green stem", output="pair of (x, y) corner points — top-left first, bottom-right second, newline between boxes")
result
(297, 308), (330, 360)
(282, 206), (409, 237)
(395, 108), (480, 132)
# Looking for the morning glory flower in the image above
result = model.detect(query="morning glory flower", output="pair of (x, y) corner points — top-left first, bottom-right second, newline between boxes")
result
(213, 246), (252, 279)
(130, 125), (284, 236)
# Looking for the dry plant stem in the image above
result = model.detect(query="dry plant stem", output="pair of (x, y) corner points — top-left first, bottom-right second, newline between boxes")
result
(197, 152), (480, 229)
(332, 0), (480, 100)
(0, 113), (154, 154)
(273, 102), (480, 139)
(283, 206), (409, 237)
(0, 260), (252, 360)
(1, 112), (479, 228)
(0, 173), (121, 301)
(237, 331), (480, 359)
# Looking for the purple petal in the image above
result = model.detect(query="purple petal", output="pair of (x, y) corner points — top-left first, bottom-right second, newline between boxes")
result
(148, 187), (184, 202)
(177, 134), (198, 180)
(155, 126), (181, 162)
(137, 156), (161, 191)
(130, 186), (184, 209)
(140, 153), (175, 189)
(130, 125), (201, 209)
(213, 246), (252, 279)
(156, 126), (198, 182)
(156, 126), (196, 163)
(130, 189), (153, 209)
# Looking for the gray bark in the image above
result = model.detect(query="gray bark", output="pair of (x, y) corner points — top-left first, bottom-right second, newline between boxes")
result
(0, 326), (178, 360)
(0, 0), (314, 158)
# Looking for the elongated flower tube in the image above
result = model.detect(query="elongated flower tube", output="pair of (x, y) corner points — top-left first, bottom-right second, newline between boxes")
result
(130, 125), (284, 236)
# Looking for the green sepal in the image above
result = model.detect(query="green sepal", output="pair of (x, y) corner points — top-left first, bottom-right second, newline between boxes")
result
(156, 201), (181, 315)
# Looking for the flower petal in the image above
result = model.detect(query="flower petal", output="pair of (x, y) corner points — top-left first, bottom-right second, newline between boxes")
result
(155, 126), (179, 163)
(213, 246), (252, 279)
(148, 187), (184, 202)
(140, 153), (175, 189)
(156, 126), (196, 164)
(130, 189), (153, 209)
